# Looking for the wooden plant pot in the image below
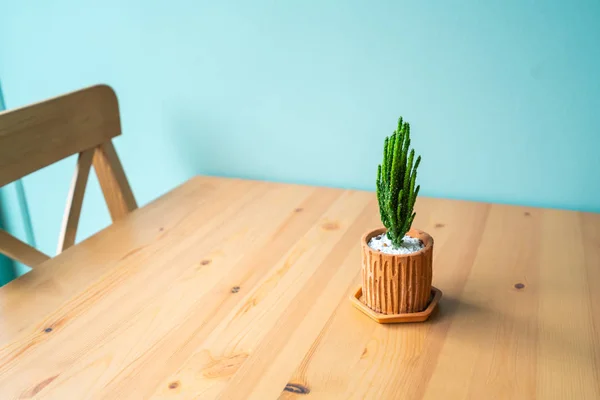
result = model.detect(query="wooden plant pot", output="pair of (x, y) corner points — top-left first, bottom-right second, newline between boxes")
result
(361, 228), (433, 314)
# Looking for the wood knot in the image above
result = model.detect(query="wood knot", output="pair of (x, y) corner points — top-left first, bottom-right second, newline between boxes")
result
(159, 227), (164, 231)
(44, 327), (53, 333)
(200, 259), (211, 266)
(168, 381), (180, 389)
(28, 375), (59, 396)
(434, 223), (445, 228)
(514, 283), (525, 290)
(524, 212), (531, 216)
(231, 286), (240, 293)
(284, 383), (310, 394)
(295, 207), (304, 212)
(322, 221), (339, 231)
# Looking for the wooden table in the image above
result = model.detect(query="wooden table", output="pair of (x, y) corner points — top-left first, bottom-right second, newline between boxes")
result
(0, 176), (598, 399)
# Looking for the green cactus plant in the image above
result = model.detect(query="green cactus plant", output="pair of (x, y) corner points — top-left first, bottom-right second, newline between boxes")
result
(376, 117), (421, 248)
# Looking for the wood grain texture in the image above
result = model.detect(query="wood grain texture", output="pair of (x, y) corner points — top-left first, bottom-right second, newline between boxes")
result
(57, 149), (95, 253)
(93, 141), (138, 222)
(0, 84), (136, 267)
(0, 84), (121, 187)
(0, 230), (50, 268)
(0, 176), (598, 399)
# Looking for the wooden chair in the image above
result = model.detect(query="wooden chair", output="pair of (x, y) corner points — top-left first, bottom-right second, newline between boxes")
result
(0, 84), (137, 268)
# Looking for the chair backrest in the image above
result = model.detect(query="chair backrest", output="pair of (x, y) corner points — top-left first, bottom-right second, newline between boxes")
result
(0, 84), (137, 268)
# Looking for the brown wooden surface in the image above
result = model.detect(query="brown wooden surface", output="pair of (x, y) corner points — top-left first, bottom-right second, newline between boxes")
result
(0, 84), (121, 187)
(93, 141), (138, 222)
(0, 84), (137, 266)
(0, 230), (50, 268)
(57, 149), (95, 253)
(0, 176), (598, 399)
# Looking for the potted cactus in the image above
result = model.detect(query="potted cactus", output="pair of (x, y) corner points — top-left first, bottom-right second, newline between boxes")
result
(351, 117), (441, 323)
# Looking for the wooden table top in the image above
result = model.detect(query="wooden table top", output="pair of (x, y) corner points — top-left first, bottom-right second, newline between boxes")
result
(0, 176), (599, 399)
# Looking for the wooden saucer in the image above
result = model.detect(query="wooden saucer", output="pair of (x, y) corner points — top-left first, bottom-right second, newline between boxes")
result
(350, 286), (442, 324)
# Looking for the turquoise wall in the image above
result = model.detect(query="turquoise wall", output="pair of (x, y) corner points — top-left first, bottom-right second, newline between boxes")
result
(0, 83), (17, 284)
(0, 1), (599, 262)
(0, 181), (33, 280)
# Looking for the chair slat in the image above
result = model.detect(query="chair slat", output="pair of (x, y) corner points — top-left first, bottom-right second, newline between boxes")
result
(57, 148), (95, 253)
(0, 84), (138, 270)
(0, 230), (50, 268)
(93, 141), (138, 222)
(0, 85), (121, 187)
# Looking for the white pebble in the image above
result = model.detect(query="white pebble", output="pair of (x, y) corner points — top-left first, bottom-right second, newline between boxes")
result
(368, 233), (423, 255)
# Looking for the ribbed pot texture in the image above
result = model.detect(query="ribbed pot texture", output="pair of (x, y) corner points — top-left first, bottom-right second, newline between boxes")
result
(361, 228), (433, 314)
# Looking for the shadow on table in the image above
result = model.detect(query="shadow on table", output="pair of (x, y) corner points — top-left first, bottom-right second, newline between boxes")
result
(427, 294), (595, 368)
(431, 295), (485, 321)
